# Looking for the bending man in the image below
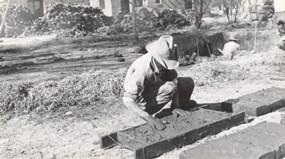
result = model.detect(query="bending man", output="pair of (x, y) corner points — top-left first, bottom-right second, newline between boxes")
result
(123, 35), (194, 130)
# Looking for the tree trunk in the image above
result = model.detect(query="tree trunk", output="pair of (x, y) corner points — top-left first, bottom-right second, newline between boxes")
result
(248, 0), (252, 18)
(130, 0), (138, 41)
(234, 2), (239, 22)
(254, 22), (258, 52)
(0, 0), (11, 38)
(229, 0), (233, 22)
(195, 0), (203, 28)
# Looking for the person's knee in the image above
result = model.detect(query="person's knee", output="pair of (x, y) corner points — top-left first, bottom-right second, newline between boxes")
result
(178, 77), (195, 92)
(189, 77), (195, 90)
(176, 77), (195, 108)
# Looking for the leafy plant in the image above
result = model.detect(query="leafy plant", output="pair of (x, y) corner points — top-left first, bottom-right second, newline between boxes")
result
(192, 0), (212, 28)
(155, 10), (190, 29)
(0, 4), (34, 37)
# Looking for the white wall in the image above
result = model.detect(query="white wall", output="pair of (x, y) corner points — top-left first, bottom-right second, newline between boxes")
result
(90, 0), (114, 16)
(275, 0), (285, 12)
(90, 0), (100, 7)
(103, 0), (113, 16)
(144, 0), (185, 12)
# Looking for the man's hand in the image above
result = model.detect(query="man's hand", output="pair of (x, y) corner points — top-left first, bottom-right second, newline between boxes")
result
(146, 116), (166, 130)
(172, 108), (188, 118)
(124, 101), (166, 130)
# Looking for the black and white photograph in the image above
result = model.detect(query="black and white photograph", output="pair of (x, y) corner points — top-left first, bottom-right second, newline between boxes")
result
(0, 0), (285, 158)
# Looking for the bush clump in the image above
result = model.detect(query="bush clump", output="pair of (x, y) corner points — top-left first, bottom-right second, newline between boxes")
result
(0, 5), (34, 37)
(155, 10), (191, 29)
(102, 8), (193, 35)
(100, 7), (158, 35)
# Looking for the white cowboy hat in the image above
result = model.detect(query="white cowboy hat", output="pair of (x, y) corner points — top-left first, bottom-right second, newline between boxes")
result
(228, 34), (238, 41)
(145, 35), (179, 70)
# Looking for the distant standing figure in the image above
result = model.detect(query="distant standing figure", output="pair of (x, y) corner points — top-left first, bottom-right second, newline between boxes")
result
(218, 35), (240, 60)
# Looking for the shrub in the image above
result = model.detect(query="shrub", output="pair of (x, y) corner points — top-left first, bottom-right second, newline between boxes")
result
(102, 8), (192, 35)
(155, 10), (191, 29)
(0, 5), (34, 37)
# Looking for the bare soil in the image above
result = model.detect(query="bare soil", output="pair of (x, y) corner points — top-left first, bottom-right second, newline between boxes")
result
(0, 35), (143, 84)
(1, 28), (285, 159)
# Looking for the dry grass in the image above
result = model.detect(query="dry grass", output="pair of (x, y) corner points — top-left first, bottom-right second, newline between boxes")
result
(1, 47), (284, 116)
(184, 61), (247, 86)
(180, 48), (285, 86)
(0, 69), (126, 116)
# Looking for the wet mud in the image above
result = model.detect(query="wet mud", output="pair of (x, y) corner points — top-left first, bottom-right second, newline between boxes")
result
(117, 109), (231, 150)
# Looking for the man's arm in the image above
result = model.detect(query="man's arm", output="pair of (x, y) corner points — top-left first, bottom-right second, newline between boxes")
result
(123, 67), (165, 130)
(124, 100), (166, 130)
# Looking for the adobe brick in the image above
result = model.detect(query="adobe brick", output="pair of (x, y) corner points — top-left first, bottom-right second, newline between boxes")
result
(100, 109), (245, 159)
(180, 122), (285, 159)
(231, 87), (285, 116)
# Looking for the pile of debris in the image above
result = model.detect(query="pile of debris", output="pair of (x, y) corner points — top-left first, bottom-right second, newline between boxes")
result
(0, 5), (34, 37)
(156, 9), (191, 29)
(29, 3), (110, 37)
(0, 3), (196, 37)
(99, 7), (158, 35)
(102, 7), (194, 35)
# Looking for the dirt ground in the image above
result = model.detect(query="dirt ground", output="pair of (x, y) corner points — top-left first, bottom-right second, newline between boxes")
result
(1, 28), (285, 159)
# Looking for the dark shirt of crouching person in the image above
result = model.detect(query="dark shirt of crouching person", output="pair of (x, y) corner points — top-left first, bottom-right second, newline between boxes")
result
(123, 35), (194, 130)
(277, 20), (285, 51)
(277, 20), (285, 36)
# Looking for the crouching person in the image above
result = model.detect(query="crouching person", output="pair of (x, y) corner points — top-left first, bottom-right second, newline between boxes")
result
(219, 35), (240, 60)
(123, 35), (194, 130)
